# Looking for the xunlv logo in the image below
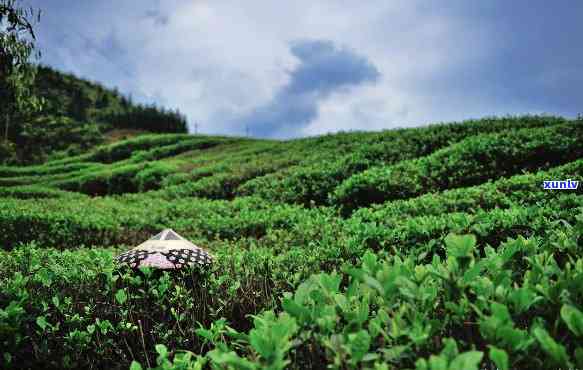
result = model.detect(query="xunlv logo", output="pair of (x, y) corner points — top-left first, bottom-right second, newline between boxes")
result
(543, 179), (579, 190)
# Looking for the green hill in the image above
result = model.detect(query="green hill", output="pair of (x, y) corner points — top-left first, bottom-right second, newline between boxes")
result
(0, 65), (187, 164)
(1, 114), (583, 369)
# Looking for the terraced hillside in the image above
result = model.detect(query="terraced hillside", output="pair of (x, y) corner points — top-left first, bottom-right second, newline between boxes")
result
(1, 115), (583, 369)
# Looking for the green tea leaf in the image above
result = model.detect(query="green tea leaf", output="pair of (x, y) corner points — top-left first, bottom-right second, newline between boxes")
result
(348, 330), (371, 362)
(427, 355), (448, 370)
(445, 234), (476, 258)
(36, 316), (48, 331)
(155, 344), (168, 358)
(533, 327), (571, 367)
(281, 298), (310, 323)
(560, 305), (583, 337)
(115, 289), (127, 305)
(488, 346), (509, 370)
(449, 351), (483, 370)
(129, 361), (143, 370)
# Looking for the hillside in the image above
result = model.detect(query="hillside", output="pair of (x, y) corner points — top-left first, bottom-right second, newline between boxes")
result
(0, 65), (188, 164)
(1, 115), (583, 369)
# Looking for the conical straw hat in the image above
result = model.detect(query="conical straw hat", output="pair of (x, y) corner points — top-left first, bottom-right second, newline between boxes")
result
(116, 229), (213, 269)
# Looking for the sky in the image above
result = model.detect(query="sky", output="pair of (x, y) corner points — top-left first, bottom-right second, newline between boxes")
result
(26, 1), (583, 138)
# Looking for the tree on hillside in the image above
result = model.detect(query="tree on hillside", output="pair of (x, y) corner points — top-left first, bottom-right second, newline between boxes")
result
(0, 0), (42, 159)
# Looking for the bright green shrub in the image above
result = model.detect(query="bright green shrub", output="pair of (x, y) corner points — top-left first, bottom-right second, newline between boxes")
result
(0, 161), (99, 178)
(156, 156), (300, 200)
(128, 138), (228, 163)
(351, 159), (583, 224)
(334, 122), (583, 212)
(344, 194), (583, 256)
(0, 114), (582, 369)
(90, 134), (191, 163)
(3, 226), (583, 369)
(135, 162), (179, 192)
(48, 163), (145, 195)
(0, 194), (333, 249)
(239, 115), (567, 206)
(0, 185), (86, 200)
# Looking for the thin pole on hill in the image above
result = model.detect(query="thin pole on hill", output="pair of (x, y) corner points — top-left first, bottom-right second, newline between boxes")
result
(194, 122), (198, 135)
(245, 124), (249, 137)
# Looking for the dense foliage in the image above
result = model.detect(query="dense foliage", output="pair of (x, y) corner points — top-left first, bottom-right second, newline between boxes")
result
(0, 0), (43, 162)
(1, 114), (582, 369)
(0, 64), (188, 165)
(35, 66), (188, 134)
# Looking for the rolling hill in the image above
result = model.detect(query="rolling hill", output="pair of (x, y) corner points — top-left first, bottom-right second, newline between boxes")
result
(1, 114), (582, 369)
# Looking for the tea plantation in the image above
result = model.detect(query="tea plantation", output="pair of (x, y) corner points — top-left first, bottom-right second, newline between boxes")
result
(1, 115), (582, 369)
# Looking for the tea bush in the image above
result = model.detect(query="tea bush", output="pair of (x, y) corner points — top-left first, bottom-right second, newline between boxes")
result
(1, 115), (582, 369)
(351, 159), (583, 224)
(2, 220), (583, 368)
(334, 122), (583, 212)
(238, 115), (567, 206)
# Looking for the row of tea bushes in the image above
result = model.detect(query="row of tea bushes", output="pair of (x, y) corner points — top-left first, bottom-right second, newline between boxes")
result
(334, 122), (583, 212)
(344, 194), (583, 260)
(238, 115), (569, 206)
(0, 136), (232, 189)
(0, 115), (572, 200)
(0, 134), (191, 177)
(1, 157), (581, 250)
(0, 194), (336, 249)
(351, 158), (583, 224)
(0, 185), (89, 200)
(84, 134), (195, 164)
(136, 233), (583, 369)
(156, 157), (301, 200)
(49, 162), (182, 196)
(0, 162), (100, 178)
(2, 218), (582, 368)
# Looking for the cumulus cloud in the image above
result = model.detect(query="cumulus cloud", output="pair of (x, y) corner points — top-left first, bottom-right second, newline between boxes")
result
(232, 40), (380, 138)
(26, 0), (583, 138)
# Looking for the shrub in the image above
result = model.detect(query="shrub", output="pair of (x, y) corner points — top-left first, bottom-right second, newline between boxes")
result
(333, 122), (583, 212)
(136, 162), (179, 192)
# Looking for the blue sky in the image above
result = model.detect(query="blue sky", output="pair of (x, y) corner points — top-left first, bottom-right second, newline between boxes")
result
(26, 1), (583, 138)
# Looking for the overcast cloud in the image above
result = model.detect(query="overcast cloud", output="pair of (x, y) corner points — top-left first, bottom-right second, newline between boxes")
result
(26, 0), (583, 138)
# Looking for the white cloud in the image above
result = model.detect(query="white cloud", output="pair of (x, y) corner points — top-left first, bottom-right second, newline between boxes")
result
(27, 0), (574, 137)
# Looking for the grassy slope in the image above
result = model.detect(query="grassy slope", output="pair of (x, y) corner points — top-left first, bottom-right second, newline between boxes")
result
(1, 115), (583, 369)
